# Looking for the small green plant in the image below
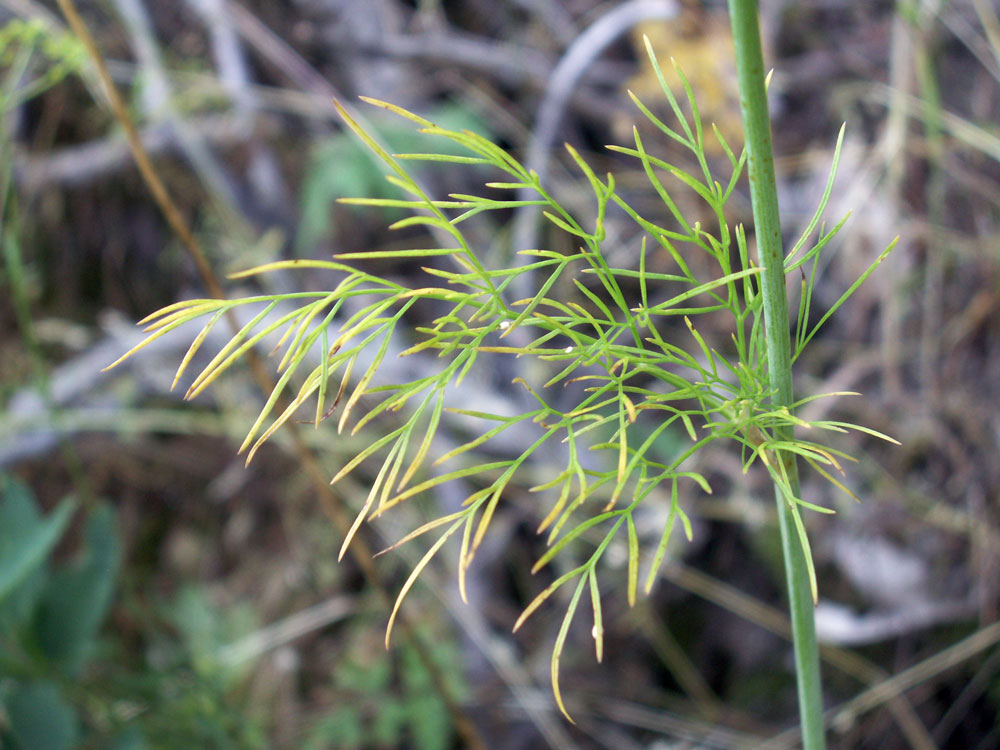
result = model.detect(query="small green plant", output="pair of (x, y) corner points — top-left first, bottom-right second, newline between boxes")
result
(0, 17), (86, 112)
(0, 476), (121, 750)
(0, 477), (268, 750)
(107, 27), (895, 744)
(136, 586), (268, 750)
(305, 624), (464, 750)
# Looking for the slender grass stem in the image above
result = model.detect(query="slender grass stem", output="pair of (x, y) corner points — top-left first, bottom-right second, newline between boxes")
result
(726, 1), (826, 746)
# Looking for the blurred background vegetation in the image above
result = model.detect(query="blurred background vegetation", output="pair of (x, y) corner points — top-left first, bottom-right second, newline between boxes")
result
(2, 0), (999, 748)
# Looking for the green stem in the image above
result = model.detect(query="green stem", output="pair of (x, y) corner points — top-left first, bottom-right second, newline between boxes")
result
(726, 1), (826, 746)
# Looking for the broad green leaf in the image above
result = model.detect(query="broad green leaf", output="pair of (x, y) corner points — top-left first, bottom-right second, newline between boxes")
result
(36, 503), (121, 674)
(5, 680), (79, 750)
(0, 478), (75, 606)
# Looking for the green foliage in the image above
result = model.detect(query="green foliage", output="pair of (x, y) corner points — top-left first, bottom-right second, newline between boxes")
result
(108, 41), (895, 718)
(168, 585), (258, 685)
(305, 625), (462, 750)
(4, 680), (80, 749)
(0, 478), (270, 750)
(36, 504), (120, 673)
(0, 478), (75, 607)
(0, 476), (121, 750)
(0, 17), (87, 112)
(128, 586), (266, 750)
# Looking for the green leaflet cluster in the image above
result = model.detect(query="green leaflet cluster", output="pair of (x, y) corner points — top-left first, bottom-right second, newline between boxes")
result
(0, 18), (86, 112)
(108, 39), (896, 719)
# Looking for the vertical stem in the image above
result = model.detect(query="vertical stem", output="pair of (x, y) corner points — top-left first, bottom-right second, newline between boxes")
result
(726, 1), (826, 747)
